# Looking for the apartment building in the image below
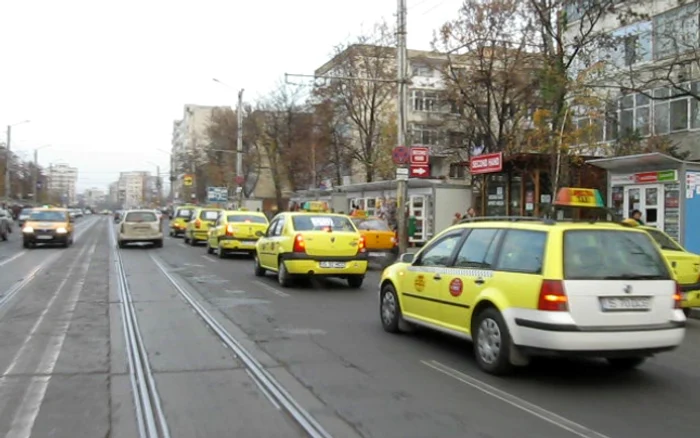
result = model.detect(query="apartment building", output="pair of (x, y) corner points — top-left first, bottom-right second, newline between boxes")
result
(566, 0), (700, 159)
(83, 187), (106, 206)
(108, 181), (119, 205)
(117, 171), (150, 209)
(46, 163), (78, 205)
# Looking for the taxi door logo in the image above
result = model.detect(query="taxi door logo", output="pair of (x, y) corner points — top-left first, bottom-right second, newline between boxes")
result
(414, 275), (425, 292)
(449, 278), (463, 297)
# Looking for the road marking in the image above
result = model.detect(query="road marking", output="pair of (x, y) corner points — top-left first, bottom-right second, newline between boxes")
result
(201, 255), (216, 263)
(253, 280), (290, 297)
(0, 251), (27, 268)
(6, 241), (97, 438)
(421, 360), (611, 438)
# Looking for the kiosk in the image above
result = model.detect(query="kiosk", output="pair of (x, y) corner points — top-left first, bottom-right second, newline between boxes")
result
(588, 152), (700, 253)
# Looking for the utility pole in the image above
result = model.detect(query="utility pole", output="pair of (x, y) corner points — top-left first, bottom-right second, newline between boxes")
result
(157, 165), (161, 204)
(32, 149), (38, 204)
(396, 0), (409, 254)
(236, 88), (244, 209)
(4, 125), (11, 200)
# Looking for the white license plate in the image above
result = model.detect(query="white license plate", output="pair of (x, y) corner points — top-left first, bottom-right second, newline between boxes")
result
(319, 261), (346, 269)
(368, 252), (384, 258)
(36, 235), (54, 240)
(600, 296), (651, 311)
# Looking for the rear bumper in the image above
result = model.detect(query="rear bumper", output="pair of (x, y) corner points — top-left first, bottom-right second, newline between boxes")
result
(282, 254), (368, 275)
(503, 308), (686, 356)
(680, 290), (700, 308)
(219, 238), (257, 250)
(119, 233), (163, 242)
(190, 230), (208, 240)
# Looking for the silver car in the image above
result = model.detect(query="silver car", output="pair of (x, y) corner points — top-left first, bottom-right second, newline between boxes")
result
(117, 209), (164, 248)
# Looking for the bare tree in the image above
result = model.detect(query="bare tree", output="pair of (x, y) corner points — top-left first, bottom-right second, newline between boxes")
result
(310, 98), (353, 186)
(314, 22), (397, 182)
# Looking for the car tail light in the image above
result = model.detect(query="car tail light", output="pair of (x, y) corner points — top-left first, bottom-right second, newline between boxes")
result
(538, 280), (568, 311)
(357, 235), (366, 254)
(293, 234), (306, 253)
(673, 281), (682, 309)
(225, 224), (236, 237)
(194, 219), (201, 229)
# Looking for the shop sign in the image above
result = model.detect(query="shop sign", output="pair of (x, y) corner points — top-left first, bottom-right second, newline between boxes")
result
(610, 170), (677, 185)
(470, 152), (503, 175)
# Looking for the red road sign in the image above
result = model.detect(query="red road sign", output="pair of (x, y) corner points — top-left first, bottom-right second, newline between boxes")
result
(410, 165), (430, 178)
(410, 147), (429, 165)
(235, 175), (245, 185)
(392, 146), (410, 165)
(470, 152), (503, 175)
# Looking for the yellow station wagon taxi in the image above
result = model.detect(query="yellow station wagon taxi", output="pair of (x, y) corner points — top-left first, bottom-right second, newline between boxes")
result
(379, 188), (685, 375)
(22, 207), (74, 248)
(254, 203), (368, 288)
(184, 207), (222, 245)
(169, 204), (197, 237)
(207, 210), (269, 258)
(622, 220), (700, 317)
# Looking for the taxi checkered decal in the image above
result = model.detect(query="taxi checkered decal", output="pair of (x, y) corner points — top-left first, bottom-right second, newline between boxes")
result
(407, 266), (493, 278)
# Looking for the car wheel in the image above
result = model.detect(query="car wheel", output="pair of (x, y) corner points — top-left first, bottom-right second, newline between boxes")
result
(606, 357), (646, 370)
(682, 308), (691, 317)
(253, 253), (265, 277)
(473, 307), (514, 375)
(206, 241), (214, 254)
(347, 275), (364, 288)
(189, 236), (196, 246)
(277, 259), (292, 287)
(1, 231), (7, 241)
(23, 240), (31, 249)
(184, 235), (190, 244)
(154, 239), (163, 248)
(217, 244), (226, 259)
(380, 284), (401, 333)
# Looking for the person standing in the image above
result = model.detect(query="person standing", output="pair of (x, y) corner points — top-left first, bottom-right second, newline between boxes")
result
(465, 207), (477, 218)
(631, 209), (645, 225)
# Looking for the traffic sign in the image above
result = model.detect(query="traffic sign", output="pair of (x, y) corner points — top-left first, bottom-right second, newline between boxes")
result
(207, 186), (228, 202)
(183, 174), (194, 186)
(410, 165), (430, 178)
(410, 147), (429, 165)
(396, 167), (409, 181)
(392, 146), (410, 165)
(235, 175), (244, 185)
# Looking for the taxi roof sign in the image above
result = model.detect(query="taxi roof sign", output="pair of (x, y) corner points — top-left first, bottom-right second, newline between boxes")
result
(553, 187), (605, 208)
(302, 201), (329, 212)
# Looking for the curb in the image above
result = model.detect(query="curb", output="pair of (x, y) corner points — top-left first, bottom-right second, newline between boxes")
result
(690, 308), (700, 320)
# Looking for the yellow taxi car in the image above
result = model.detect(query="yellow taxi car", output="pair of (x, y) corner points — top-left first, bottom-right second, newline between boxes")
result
(254, 202), (368, 288)
(379, 188), (685, 375)
(207, 209), (269, 258)
(21, 207), (74, 248)
(184, 207), (223, 245)
(622, 219), (700, 317)
(350, 211), (398, 267)
(169, 204), (197, 237)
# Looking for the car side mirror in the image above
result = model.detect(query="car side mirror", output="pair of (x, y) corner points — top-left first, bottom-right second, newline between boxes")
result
(255, 230), (264, 237)
(399, 253), (415, 264)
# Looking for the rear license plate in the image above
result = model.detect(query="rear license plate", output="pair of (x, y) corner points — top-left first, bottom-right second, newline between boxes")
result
(36, 235), (53, 240)
(319, 261), (346, 269)
(600, 296), (651, 311)
(368, 252), (384, 258)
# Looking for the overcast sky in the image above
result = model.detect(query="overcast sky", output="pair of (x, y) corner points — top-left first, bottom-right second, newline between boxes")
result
(1, 0), (462, 191)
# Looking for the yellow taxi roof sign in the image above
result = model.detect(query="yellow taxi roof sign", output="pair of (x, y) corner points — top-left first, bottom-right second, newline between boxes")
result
(553, 187), (605, 208)
(350, 209), (368, 218)
(302, 201), (329, 212)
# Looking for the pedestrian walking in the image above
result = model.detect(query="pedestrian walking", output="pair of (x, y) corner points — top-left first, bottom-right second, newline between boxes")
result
(452, 212), (462, 225)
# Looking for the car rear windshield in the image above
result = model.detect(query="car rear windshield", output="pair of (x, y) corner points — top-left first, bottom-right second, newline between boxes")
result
(227, 214), (267, 224)
(200, 210), (220, 220)
(293, 215), (356, 232)
(563, 230), (671, 280)
(29, 211), (65, 222)
(352, 218), (390, 231)
(176, 208), (193, 217)
(645, 228), (683, 251)
(125, 212), (158, 222)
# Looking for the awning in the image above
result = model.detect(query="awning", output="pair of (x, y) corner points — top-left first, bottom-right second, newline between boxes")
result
(587, 153), (685, 172)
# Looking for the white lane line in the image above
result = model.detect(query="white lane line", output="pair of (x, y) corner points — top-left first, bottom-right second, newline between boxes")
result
(0, 251), (27, 268)
(6, 240), (97, 438)
(422, 360), (611, 438)
(253, 280), (290, 298)
(201, 255), (216, 263)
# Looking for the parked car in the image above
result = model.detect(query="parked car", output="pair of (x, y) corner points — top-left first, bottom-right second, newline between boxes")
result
(0, 208), (12, 241)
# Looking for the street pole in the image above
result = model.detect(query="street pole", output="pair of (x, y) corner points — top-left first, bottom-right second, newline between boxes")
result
(4, 125), (11, 200)
(32, 148), (38, 204)
(396, 0), (409, 254)
(157, 165), (161, 204)
(236, 88), (244, 209)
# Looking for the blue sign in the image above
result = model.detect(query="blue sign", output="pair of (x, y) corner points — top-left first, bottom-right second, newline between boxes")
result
(207, 186), (228, 202)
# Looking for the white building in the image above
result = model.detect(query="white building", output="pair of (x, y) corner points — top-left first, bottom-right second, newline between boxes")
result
(118, 171), (150, 208)
(47, 163), (78, 205)
(83, 187), (106, 206)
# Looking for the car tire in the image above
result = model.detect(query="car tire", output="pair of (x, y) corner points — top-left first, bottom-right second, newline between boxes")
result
(606, 357), (646, 370)
(207, 242), (214, 254)
(473, 307), (514, 375)
(347, 275), (364, 289)
(23, 240), (31, 249)
(380, 283), (401, 333)
(217, 245), (226, 259)
(277, 259), (292, 288)
(682, 308), (691, 318)
(253, 253), (265, 277)
(184, 235), (190, 244)
(154, 239), (163, 248)
(118, 241), (126, 249)
(189, 236), (196, 246)
(1, 231), (7, 241)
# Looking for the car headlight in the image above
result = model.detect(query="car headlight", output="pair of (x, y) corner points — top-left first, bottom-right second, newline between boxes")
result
(22, 226), (34, 233)
(56, 227), (67, 234)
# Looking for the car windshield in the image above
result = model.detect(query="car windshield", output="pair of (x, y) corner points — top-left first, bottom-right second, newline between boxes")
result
(564, 230), (671, 280)
(645, 228), (683, 251)
(292, 215), (356, 232)
(29, 211), (66, 222)
(352, 218), (390, 231)
(227, 214), (267, 224)
(200, 210), (220, 220)
(176, 208), (193, 218)
(125, 212), (158, 222)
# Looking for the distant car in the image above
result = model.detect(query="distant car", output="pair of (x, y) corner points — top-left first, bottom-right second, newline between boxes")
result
(17, 208), (33, 228)
(117, 209), (164, 248)
(0, 208), (12, 241)
(114, 210), (123, 223)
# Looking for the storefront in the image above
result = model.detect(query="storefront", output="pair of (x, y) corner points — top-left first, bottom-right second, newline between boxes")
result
(588, 152), (700, 252)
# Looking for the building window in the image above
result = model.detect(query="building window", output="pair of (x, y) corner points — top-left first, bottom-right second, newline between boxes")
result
(606, 21), (653, 67)
(564, 0), (591, 22)
(412, 64), (432, 77)
(651, 84), (698, 134)
(410, 124), (440, 146)
(653, 3), (699, 60)
(619, 93), (650, 137)
(412, 90), (439, 112)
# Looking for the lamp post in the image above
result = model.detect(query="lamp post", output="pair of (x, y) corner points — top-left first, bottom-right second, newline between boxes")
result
(32, 145), (51, 204)
(156, 148), (174, 203)
(213, 78), (245, 208)
(4, 120), (31, 200)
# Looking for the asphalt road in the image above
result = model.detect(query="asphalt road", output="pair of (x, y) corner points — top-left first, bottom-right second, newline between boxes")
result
(0, 216), (698, 438)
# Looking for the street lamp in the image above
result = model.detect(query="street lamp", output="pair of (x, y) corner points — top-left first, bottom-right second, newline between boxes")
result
(156, 148), (175, 203)
(4, 120), (30, 200)
(146, 160), (162, 205)
(212, 78), (245, 208)
(31, 144), (51, 203)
